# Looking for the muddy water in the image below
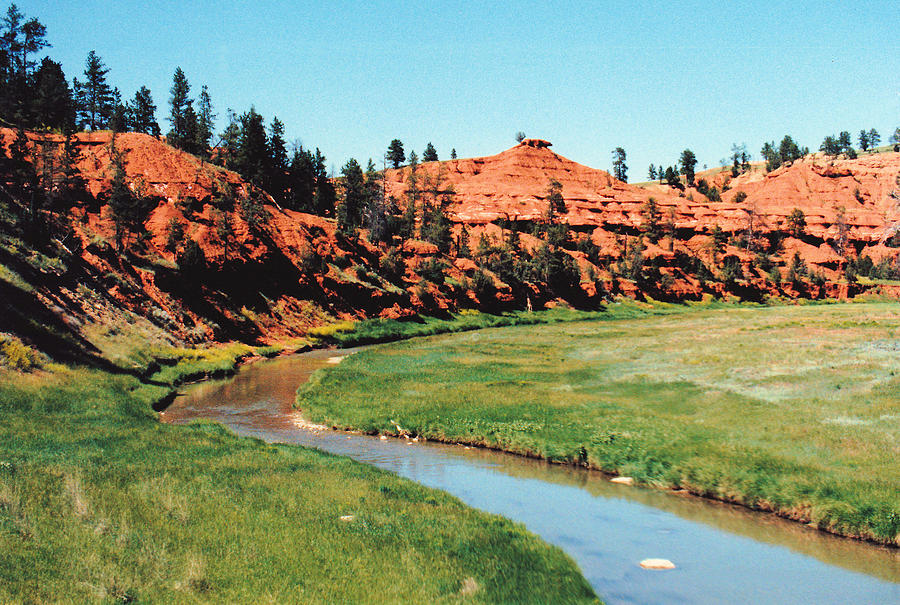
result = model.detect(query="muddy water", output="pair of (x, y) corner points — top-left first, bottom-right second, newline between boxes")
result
(161, 349), (900, 605)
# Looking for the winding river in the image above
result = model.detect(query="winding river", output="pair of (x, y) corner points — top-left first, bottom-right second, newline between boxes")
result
(160, 348), (900, 604)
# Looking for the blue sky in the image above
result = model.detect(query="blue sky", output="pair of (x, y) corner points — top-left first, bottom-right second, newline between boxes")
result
(14, 1), (900, 179)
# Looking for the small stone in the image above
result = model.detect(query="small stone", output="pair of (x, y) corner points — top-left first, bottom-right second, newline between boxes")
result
(610, 476), (635, 486)
(326, 356), (343, 364)
(640, 558), (675, 570)
(379, 435), (387, 440)
(339, 515), (354, 522)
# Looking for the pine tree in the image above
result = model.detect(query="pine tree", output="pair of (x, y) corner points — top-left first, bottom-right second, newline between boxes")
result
(868, 128), (880, 149)
(288, 145), (316, 212)
(450, 148), (457, 160)
(313, 148), (335, 216)
(422, 141), (438, 162)
(267, 116), (288, 201)
(778, 135), (801, 164)
(215, 210), (234, 263)
(129, 86), (160, 136)
(761, 141), (781, 171)
(196, 85), (214, 153)
(387, 139), (405, 168)
(338, 158), (365, 236)
(679, 149), (697, 186)
(611, 147), (627, 182)
(167, 67), (192, 149)
(648, 164), (656, 181)
(107, 141), (133, 252)
(858, 129), (870, 151)
(236, 106), (268, 186)
(32, 57), (73, 131)
(74, 51), (114, 130)
(0, 4), (48, 124)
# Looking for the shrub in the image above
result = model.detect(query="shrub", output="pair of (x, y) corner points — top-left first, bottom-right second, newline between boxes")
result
(0, 335), (41, 371)
(379, 247), (405, 279)
(418, 257), (447, 285)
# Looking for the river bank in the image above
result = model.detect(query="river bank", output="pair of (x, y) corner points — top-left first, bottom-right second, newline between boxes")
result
(167, 347), (899, 603)
(0, 346), (598, 602)
(297, 301), (900, 547)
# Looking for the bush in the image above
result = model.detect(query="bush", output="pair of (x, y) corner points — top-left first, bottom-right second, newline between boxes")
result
(417, 257), (447, 285)
(177, 239), (207, 275)
(0, 334), (41, 371)
(379, 247), (405, 279)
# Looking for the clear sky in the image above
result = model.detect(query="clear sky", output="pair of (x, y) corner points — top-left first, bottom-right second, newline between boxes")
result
(14, 0), (900, 179)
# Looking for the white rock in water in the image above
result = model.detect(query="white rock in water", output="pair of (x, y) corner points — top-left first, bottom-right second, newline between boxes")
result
(326, 356), (343, 364)
(379, 435), (388, 440)
(640, 558), (675, 570)
(610, 476), (635, 486)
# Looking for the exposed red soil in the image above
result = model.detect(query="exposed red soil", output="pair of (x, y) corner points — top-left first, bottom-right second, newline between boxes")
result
(3, 129), (899, 352)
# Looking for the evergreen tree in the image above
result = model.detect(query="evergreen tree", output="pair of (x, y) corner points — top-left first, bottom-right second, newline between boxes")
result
(648, 164), (656, 181)
(215, 210), (234, 263)
(450, 148), (457, 160)
(838, 131), (852, 154)
(181, 102), (200, 154)
(858, 129), (870, 151)
(267, 116), (288, 200)
(778, 135), (801, 164)
(387, 139), (405, 168)
(640, 198), (662, 243)
(167, 67), (197, 151)
(820, 135), (841, 157)
(338, 158), (365, 236)
(422, 141), (438, 162)
(218, 108), (241, 170)
(761, 141), (781, 171)
(679, 149), (697, 186)
(664, 166), (682, 190)
(31, 57), (72, 131)
(128, 86), (160, 136)
(196, 84), (214, 153)
(109, 88), (128, 133)
(546, 178), (567, 215)
(313, 148), (335, 216)
(788, 208), (806, 237)
(74, 51), (114, 130)
(0, 4), (48, 123)
(236, 106), (268, 186)
(868, 128), (880, 149)
(108, 142), (137, 252)
(287, 145), (316, 212)
(611, 147), (627, 182)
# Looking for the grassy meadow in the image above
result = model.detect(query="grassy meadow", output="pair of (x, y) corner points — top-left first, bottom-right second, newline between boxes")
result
(0, 358), (598, 603)
(298, 301), (900, 545)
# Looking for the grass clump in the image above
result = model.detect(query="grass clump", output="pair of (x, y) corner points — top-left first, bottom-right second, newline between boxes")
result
(0, 362), (598, 603)
(298, 302), (900, 546)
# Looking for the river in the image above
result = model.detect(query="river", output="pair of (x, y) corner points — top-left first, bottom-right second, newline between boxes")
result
(160, 348), (900, 604)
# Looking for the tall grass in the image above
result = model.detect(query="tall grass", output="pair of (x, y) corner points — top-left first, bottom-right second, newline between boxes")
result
(0, 362), (597, 602)
(298, 302), (900, 546)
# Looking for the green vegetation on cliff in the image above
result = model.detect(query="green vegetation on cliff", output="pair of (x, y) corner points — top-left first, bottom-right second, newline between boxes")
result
(298, 302), (900, 546)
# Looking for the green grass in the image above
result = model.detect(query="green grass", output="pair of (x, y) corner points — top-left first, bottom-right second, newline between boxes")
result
(307, 300), (707, 348)
(298, 302), (900, 546)
(0, 358), (597, 603)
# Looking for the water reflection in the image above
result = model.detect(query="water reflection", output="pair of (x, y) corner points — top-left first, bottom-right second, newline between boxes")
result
(162, 349), (899, 605)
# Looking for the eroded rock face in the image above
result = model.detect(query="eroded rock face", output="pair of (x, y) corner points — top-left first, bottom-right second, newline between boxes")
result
(385, 142), (900, 266)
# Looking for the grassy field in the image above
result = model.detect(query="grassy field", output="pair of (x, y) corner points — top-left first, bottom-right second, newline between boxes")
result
(0, 360), (597, 602)
(298, 302), (900, 546)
